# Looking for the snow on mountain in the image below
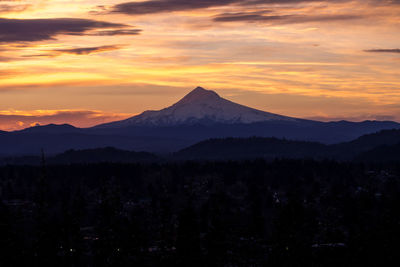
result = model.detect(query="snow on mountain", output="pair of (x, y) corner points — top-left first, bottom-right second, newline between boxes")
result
(97, 87), (296, 128)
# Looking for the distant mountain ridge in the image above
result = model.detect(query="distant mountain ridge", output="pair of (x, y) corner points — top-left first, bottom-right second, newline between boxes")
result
(0, 87), (400, 155)
(18, 123), (81, 134)
(2, 129), (400, 164)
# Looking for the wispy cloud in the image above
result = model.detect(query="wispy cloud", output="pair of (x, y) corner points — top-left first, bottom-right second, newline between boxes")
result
(305, 114), (399, 122)
(23, 45), (124, 58)
(0, 4), (30, 14)
(364, 49), (400, 53)
(49, 45), (124, 55)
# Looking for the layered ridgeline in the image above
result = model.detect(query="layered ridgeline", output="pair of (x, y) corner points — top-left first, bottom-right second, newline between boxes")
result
(0, 87), (400, 155)
(2, 129), (400, 164)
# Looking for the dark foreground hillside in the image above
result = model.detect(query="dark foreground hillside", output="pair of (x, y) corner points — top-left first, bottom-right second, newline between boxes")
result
(1, 160), (400, 266)
(175, 129), (400, 161)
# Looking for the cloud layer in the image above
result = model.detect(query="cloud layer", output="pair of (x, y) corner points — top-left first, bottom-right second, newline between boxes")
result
(112, 0), (400, 15)
(113, 0), (239, 15)
(0, 18), (139, 43)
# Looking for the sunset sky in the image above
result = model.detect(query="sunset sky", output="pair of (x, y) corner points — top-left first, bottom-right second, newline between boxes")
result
(0, 0), (399, 131)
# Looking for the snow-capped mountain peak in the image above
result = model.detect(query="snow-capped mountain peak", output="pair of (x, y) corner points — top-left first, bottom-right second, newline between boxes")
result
(174, 86), (220, 106)
(97, 87), (296, 128)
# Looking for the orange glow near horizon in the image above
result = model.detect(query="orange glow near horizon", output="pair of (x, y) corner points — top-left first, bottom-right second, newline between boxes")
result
(0, 109), (131, 131)
(1, 0), (400, 130)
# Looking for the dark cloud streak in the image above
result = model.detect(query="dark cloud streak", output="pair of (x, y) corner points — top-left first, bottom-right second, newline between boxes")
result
(54, 45), (123, 55)
(0, 18), (140, 43)
(214, 12), (362, 24)
(89, 29), (142, 36)
(113, 0), (238, 15)
(22, 45), (124, 58)
(364, 49), (400, 53)
(112, 0), (400, 15)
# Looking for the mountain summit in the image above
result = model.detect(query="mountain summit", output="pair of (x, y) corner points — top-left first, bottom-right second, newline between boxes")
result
(97, 87), (295, 128)
(174, 86), (220, 105)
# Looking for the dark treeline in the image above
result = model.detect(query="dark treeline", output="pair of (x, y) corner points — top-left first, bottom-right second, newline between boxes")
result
(1, 160), (400, 266)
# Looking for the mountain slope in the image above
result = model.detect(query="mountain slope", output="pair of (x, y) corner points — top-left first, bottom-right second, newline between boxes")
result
(338, 129), (400, 150)
(331, 129), (400, 159)
(174, 129), (400, 161)
(355, 143), (400, 162)
(174, 137), (329, 160)
(2, 129), (400, 162)
(97, 87), (296, 128)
